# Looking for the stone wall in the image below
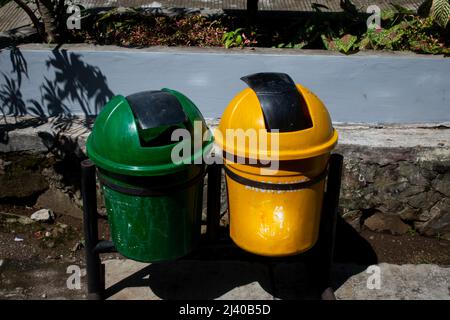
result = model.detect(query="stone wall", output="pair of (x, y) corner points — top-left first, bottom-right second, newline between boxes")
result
(337, 145), (450, 238)
(0, 150), (85, 218)
(0, 117), (449, 239)
(0, 118), (89, 218)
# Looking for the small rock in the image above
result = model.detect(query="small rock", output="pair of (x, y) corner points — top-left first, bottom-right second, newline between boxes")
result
(71, 241), (84, 252)
(432, 172), (450, 197)
(51, 228), (62, 238)
(116, 6), (135, 14)
(0, 259), (4, 267)
(18, 216), (35, 225)
(364, 212), (410, 235)
(45, 231), (51, 238)
(347, 217), (362, 233)
(5, 215), (34, 225)
(46, 241), (55, 248)
(30, 209), (54, 222)
(41, 293), (47, 299)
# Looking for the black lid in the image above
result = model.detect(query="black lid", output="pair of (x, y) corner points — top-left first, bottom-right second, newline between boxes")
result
(241, 73), (312, 132)
(126, 90), (188, 130)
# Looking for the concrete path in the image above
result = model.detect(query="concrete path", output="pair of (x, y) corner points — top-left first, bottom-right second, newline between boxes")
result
(103, 259), (450, 300)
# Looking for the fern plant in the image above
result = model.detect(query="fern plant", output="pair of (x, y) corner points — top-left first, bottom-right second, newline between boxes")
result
(419, 0), (450, 28)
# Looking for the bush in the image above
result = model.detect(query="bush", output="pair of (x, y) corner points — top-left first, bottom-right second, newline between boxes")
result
(74, 9), (228, 47)
(68, 5), (449, 55)
(359, 14), (449, 54)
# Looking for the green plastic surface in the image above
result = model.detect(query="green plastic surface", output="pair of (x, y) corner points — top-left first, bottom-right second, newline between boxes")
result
(86, 89), (211, 262)
(86, 88), (213, 176)
(100, 167), (204, 262)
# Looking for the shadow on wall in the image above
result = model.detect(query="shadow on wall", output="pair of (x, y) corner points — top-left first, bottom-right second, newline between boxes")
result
(0, 46), (114, 143)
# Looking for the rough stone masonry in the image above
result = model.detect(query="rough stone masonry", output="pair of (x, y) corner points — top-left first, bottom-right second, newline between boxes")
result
(336, 126), (450, 239)
(0, 117), (449, 239)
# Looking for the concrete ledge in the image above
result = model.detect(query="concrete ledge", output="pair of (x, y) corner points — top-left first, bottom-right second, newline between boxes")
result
(16, 43), (450, 58)
(2, 117), (449, 152)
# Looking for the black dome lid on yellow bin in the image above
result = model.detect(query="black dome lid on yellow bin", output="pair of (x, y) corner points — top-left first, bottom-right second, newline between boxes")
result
(216, 72), (338, 161)
(240, 73), (312, 132)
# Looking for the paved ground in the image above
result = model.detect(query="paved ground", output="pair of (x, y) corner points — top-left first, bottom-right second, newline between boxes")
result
(103, 259), (450, 300)
(335, 263), (450, 299)
(0, 0), (423, 32)
(1, 207), (449, 300)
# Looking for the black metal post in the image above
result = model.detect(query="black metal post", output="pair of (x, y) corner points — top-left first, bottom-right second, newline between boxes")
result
(318, 153), (343, 300)
(81, 159), (103, 300)
(206, 163), (222, 242)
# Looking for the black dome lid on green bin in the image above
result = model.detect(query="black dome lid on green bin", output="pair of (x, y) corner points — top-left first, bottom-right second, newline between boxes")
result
(86, 88), (213, 176)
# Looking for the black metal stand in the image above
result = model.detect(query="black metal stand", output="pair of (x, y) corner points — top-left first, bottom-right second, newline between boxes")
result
(315, 153), (343, 300)
(81, 154), (343, 300)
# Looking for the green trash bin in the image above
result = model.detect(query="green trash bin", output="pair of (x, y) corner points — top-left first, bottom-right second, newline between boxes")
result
(86, 88), (213, 262)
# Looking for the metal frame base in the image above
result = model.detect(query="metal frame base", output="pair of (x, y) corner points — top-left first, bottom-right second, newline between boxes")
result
(81, 154), (343, 300)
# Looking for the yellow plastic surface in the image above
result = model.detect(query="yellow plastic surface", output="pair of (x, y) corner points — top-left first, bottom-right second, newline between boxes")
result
(217, 83), (338, 256)
(215, 84), (338, 161)
(226, 155), (329, 256)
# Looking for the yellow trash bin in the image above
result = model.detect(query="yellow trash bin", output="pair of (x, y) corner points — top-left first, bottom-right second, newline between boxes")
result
(215, 73), (338, 256)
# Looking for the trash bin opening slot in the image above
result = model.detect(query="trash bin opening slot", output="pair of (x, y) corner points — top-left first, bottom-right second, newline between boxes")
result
(241, 72), (313, 133)
(126, 90), (188, 146)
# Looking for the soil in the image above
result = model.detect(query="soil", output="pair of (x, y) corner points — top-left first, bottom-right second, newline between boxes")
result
(0, 204), (449, 299)
(0, 205), (115, 299)
(360, 229), (450, 265)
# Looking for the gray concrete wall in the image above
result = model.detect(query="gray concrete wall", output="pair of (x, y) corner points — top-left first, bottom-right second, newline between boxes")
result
(1, 45), (449, 123)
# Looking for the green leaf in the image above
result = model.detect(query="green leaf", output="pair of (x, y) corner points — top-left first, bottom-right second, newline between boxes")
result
(358, 36), (371, 50)
(321, 34), (334, 50)
(335, 34), (358, 54)
(381, 9), (396, 21)
(225, 39), (233, 48)
(431, 0), (450, 27)
(293, 42), (307, 49)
